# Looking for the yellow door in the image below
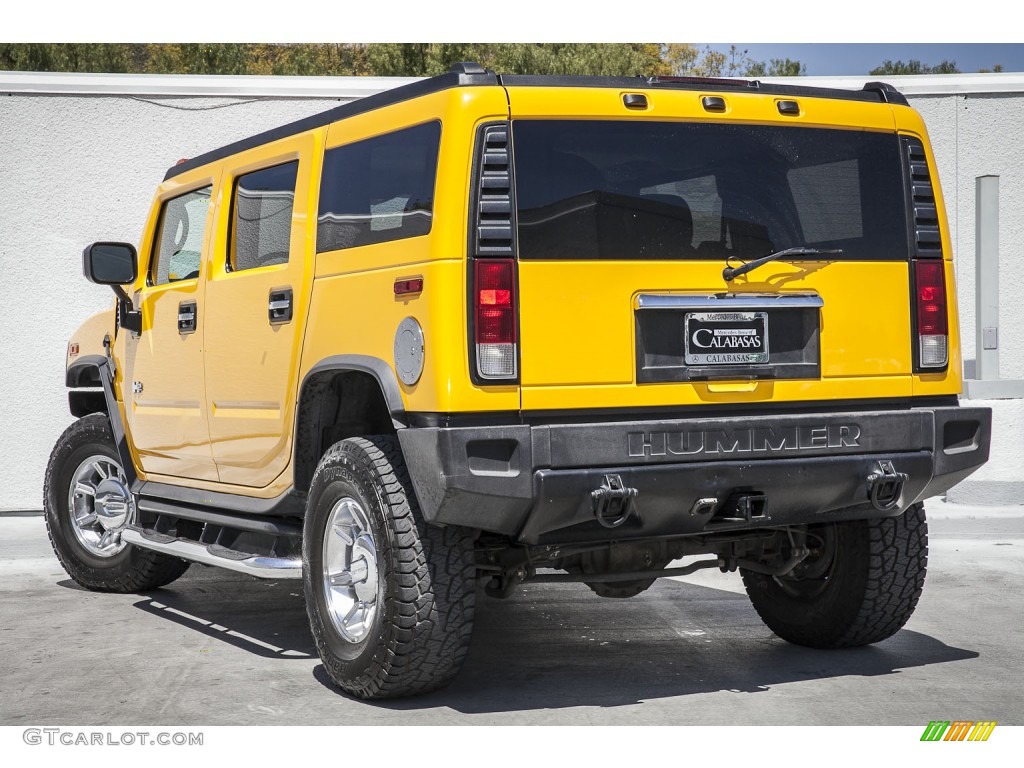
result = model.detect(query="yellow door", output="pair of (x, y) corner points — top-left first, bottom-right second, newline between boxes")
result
(202, 134), (318, 487)
(126, 182), (219, 481)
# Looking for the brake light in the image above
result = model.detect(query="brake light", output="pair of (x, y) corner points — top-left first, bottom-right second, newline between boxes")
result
(914, 260), (948, 368)
(474, 259), (517, 380)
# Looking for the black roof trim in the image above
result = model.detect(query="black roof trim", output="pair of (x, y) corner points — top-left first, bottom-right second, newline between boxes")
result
(164, 69), (498, 180)
(500, 74), (649, 89)
(862, 80), (910, 105)
(498, 73), (909, 105)
(164, 65), (907, 180)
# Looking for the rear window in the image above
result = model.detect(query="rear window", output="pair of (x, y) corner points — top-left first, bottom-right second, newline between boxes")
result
(512, 120), (908, 261)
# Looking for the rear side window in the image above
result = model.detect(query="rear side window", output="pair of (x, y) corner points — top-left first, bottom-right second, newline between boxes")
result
(512, 120), (908, 262)
(317, 121), (441, 252)
(230, 161), (298, 271)
(150, 186), (212, 285)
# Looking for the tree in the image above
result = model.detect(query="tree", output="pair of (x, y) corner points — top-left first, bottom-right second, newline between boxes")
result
(360, 43), (669, 77)
(665, 44), (739, 77)
(869, 59), (960, 75)
(665, 45), (805, 78)
(0, 43), (139, 73)
(0, 42), (801, 80)
(762, 58), (807, 77)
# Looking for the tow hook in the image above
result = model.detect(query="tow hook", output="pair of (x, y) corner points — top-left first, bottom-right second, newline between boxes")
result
(866, 460), (908, 511)
(713, 491), (769, 524)
(591, 474), (639, 529)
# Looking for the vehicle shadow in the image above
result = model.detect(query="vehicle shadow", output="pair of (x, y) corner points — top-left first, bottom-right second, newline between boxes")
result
(129, 566), (316, 659)
(124, 567), (978, 712)
(362, 579), (979, 714)
(56, 578), (91, 592)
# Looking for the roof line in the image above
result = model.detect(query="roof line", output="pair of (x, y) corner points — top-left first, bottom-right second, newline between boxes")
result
(6, 70), (1024, 100)
(164, 69), (497, 180)
(762, 72), (1024, 96)
(0, 70), (423, 99)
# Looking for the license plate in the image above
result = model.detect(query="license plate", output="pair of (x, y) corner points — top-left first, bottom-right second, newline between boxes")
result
(684, 311), (769, 365)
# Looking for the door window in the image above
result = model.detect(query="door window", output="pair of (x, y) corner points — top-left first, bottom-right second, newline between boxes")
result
(230, 162), (299, 271)
(150, 186), (212, 285)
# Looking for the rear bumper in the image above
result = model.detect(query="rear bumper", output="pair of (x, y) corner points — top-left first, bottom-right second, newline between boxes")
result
(398, 405), (991, 545)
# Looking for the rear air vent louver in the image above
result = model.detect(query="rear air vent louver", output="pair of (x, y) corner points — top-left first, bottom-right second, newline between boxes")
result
(903, 137), (942, 258)
(473, 123), (515, 257)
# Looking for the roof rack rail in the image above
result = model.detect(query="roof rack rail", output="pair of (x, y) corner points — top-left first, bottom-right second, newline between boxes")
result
(862, 81), (909, 106)
(647, 75), (760, 88)
(450, 61), (488, 75)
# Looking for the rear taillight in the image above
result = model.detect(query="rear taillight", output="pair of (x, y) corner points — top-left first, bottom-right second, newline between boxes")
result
(474, 259), (517, 380)
(914, 260), (948, 369)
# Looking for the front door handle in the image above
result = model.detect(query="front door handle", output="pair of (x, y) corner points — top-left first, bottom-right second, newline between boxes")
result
(269, 288), (293, 325)
(178, 301), (197, 334)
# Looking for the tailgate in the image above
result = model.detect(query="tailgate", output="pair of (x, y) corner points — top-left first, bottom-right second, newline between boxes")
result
(501, 86), (937, 411)
(517, 261), (913, 410)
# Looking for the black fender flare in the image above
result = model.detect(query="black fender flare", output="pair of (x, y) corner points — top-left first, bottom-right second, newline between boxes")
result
(83, 354), (141, 491)
(298, 355), (408, 429)
(66, 354), (107, 388)
(292, 355), (408, 494)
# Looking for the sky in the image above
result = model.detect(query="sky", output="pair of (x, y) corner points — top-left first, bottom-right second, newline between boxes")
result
(711, 44), (1024, 76)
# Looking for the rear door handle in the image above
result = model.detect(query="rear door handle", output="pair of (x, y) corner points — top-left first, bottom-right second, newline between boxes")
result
(269, 288), (293, 324)
(178, 301), (197, 334)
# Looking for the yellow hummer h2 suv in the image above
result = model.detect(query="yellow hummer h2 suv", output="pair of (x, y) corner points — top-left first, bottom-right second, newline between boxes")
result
(49, 63), (991, 699)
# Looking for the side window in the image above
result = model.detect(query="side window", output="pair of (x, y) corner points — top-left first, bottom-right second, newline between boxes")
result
(150, 186), (212, 285)
(231, 161), (299, 271)
(317, 121), (441, 252)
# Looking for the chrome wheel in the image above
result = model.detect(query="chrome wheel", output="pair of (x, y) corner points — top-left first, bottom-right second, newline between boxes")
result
(322, 497), (379, 643)
(66, 454), (133, 558)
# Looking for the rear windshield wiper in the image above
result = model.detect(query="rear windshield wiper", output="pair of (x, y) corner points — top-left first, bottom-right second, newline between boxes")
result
(723, 247), (843, 282)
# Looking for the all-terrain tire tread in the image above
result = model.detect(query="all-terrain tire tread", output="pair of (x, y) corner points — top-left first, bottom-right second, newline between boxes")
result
(742, 504), (927, 648)
(306, 435), (475, 699)
(836, 503), (928, 647)
(43, 413), (190, 593)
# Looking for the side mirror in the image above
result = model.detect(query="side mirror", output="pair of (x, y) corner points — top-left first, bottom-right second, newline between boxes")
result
(83, 242), (142, 334)
(83, 242), (138, 285)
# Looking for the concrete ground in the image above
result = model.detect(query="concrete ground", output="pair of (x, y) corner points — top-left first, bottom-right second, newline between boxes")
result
(1, 499), (1022, 726)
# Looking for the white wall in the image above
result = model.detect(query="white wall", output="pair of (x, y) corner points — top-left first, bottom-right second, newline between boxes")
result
(912, 94), (1024, 380)
(1, 72), (1021, 510)
(905, 90), (1024, 503)
(0, 75), (396, 511)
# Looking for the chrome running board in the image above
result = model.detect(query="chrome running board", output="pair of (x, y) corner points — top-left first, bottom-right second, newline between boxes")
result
(122, 527), (303, 579)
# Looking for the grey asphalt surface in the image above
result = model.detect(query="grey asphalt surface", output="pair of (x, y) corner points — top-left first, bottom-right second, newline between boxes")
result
(1, 499), (1022, 726)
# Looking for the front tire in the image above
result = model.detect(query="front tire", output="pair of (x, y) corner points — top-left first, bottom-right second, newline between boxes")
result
(303, 436), (476, 699)
(43, 413), (190, 592)
(741, 504), (928, 648)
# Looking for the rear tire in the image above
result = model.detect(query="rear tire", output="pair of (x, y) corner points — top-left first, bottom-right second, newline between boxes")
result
(741, 504), (928, 648)
(303, 436), (476, 699)
(44, 413), (190, 592)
